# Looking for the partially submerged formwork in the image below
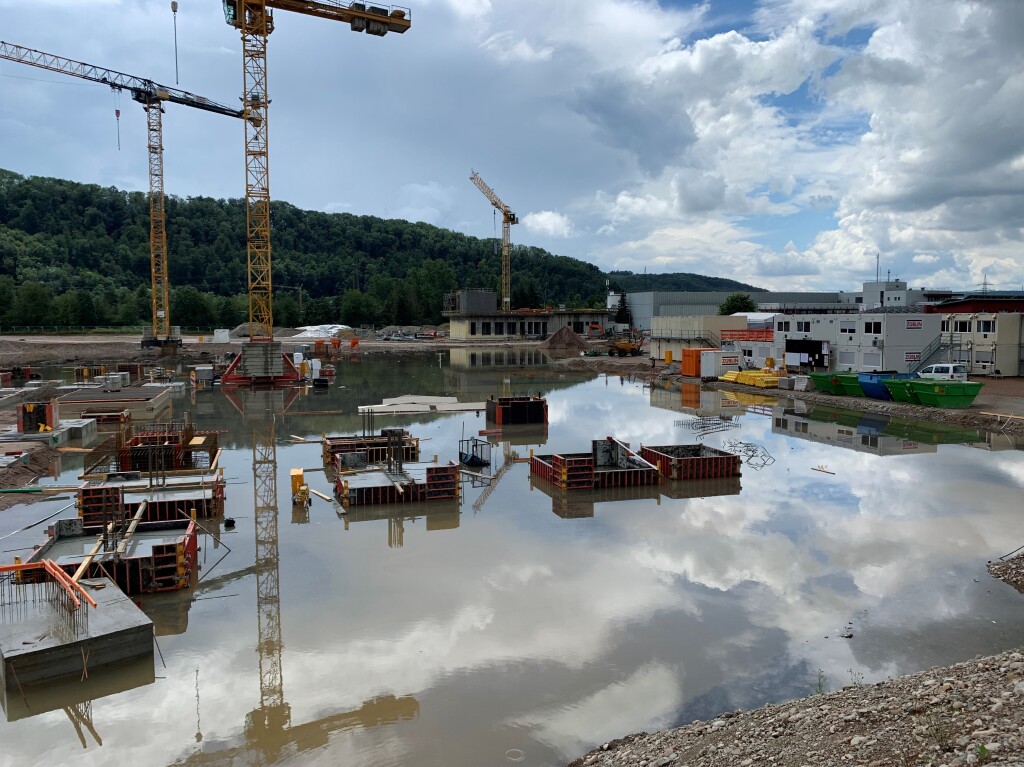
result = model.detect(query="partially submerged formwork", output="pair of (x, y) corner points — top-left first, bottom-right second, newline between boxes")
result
(81, 416), (220, 480)
(335, 461), (460, 506)
(322, 430), (420, 468)
(334, 428), (459, 507)
(77, 476), (225, 529)
(485, 395), (548, 426)
(529, 437), (659, 491)
(639, 444), (742, 481)
(27, 517), (199, 595)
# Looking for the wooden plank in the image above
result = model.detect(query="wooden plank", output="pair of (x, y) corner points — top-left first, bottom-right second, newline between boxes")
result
(309, 488), (332, 502)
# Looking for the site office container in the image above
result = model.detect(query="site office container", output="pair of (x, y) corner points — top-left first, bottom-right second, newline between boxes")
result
(680, 348), (717, 378)
(700, 350), (742, 379)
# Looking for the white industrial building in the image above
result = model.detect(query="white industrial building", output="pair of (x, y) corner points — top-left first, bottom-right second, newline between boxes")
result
(713, 312), (943, 374)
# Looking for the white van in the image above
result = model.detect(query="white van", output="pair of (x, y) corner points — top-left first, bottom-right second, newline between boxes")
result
(917, 363), (968, 380)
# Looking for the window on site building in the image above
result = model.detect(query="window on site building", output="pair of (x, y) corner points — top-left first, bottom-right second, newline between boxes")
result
(953, 349), (970, 363)
(777, 321), (791, 332)
(494, 321), (504, 335)
(743, 349), (753, 358)
(840, 322), (856, 334)
(863, 352), (882, 367)
(941, 319), (949, 332)
(978, 320), (996, 333)
(482, 352), (492, 365)
(864, 321), (881, 334)
(954, 320), (971, 333)
(795, 421), (808, 434)
(838, 351), (855, 366)
(974, 350), (993, 363)
(482, 321), (492, 335)
(861, 435), (879, 448)
(470, 322), (477, 336)
(797, 321), (810, 332)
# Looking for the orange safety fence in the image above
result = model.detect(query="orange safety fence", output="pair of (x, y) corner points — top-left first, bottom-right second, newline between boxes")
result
(0, 560), (99, 609)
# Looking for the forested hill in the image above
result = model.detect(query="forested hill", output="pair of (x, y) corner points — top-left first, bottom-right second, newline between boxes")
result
(0, 169), (762, 328)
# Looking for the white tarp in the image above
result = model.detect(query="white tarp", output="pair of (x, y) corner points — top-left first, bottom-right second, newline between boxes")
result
(290, 324), (352, 339)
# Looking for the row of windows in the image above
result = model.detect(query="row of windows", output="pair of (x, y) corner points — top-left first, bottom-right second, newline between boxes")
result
(941, 320), (996, 333)
(777, 320), (882, 334)
(469, 320), (549, 336)
(950, 350), (995, 363)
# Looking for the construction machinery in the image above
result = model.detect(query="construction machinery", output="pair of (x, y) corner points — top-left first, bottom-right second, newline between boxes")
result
(219, 1), (411, 384)
(470, 170), (517, 314)
(0, 41), (247, 351)
(609, 334), (645, 357)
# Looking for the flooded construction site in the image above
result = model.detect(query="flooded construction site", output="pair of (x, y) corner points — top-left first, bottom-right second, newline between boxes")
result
(2, 351), (1024, 767)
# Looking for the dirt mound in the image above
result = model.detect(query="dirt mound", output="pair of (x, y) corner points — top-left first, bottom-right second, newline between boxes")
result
(538, 326), (589, 351)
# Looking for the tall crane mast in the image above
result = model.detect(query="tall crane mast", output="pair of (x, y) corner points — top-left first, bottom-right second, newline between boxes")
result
(221, 0), (411, 351)
(0, 41), (247, 350)
(470, 170), (518, 314)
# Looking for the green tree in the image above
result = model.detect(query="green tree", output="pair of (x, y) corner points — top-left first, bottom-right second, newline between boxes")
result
(11, 281), (52, 325)
(614, 291), (631, 324)
(718, 292), (758, 315)
(171, 285), (215, 328)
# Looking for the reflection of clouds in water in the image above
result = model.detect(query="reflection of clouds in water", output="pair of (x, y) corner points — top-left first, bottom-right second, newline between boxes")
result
(509, 664), (682, 754)
(5, 372), (1024, 766)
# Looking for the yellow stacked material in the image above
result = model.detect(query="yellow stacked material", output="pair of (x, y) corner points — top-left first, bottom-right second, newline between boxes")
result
(735, 371), (779, 388)
(721, 371), (740, 382)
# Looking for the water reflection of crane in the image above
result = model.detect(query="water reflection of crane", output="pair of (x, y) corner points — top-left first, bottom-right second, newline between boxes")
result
(176, 387), (418, 765)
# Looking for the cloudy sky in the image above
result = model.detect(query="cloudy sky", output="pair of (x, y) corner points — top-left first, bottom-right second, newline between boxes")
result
(1, 0), (1022, 292)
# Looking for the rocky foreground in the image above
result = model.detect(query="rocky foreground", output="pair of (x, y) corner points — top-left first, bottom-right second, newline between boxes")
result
(568, 648), (1024, 767)
(989, 553), (1024, 596)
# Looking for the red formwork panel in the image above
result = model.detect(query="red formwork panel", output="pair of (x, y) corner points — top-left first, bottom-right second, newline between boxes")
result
(592, 465), (658, 489)
(530, 453), (595, 491)
(79, 480), (223, 531)
(640, 445), (742, 480)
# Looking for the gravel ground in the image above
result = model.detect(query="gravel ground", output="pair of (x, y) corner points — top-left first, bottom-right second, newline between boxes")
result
(568, 649), (1024, 767)
(989, 553), (1024, 595)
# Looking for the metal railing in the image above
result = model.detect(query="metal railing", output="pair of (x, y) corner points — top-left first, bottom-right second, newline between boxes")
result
(911, 334), (947, 372)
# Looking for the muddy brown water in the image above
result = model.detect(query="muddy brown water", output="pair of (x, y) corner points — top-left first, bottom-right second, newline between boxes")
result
(1, 353), (1023, 767)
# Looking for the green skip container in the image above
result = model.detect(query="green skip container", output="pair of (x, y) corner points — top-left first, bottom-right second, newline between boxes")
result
(882, 378), (920, 404)
(834, 373), (865, 397)
(905, 380), (983, 409)
(807, 372), (844, 395)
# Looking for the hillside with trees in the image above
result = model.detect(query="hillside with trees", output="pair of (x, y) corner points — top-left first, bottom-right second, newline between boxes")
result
(0, 169), (763, 329)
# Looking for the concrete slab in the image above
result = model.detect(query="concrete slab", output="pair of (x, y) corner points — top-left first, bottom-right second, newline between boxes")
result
(0, 577), (153, 693)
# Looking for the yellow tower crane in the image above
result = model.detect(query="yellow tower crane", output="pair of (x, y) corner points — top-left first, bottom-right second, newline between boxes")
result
(0, 41), (248, 351)
(470, 170), (518, 314)
(219, 1), (410, 383)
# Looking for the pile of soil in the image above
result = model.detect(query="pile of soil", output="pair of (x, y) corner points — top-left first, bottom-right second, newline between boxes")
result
(0, 445), (61, 511)
(539, 326), (589, 351)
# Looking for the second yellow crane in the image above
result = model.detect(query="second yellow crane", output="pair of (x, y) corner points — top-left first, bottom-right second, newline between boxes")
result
(470, 170), (518, 313)
(0, 41), (248, 350)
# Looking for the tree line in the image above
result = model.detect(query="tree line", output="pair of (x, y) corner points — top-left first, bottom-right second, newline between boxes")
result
(0, 169), (761, 329)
